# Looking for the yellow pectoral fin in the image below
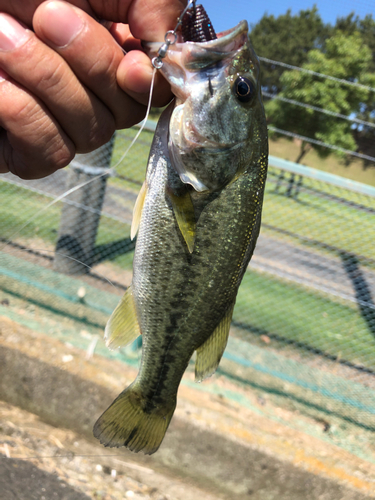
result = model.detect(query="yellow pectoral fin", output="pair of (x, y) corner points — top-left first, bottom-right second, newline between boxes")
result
(105, 285), (141, 350)
(195, 303), (235, 382)
(168, 188), (196, 253)
(131, 181), (147, 240)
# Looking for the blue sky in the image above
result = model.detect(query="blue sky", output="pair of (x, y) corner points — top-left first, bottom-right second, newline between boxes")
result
(201, 0), (375, 33)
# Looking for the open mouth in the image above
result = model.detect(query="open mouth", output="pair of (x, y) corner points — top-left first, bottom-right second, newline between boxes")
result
(144, 20), (248, 68)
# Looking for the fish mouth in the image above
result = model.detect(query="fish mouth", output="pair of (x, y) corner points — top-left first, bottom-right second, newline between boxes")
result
(144, 20), (249, 70)
(193, 19), (249, 48)
(143, 19), (252, 106)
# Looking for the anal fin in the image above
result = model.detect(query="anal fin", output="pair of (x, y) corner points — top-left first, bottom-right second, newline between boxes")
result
(131, 181), (147, 240)
(195, 304), (235, 382)
(167, 187), (196, 253)
(105, 285), (141, 350)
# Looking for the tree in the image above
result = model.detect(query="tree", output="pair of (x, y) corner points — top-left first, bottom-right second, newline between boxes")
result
(266, 31), (375, 166)
(334, 14), (375, 162)
(335, 14), (375, 71)
(250, 7), (331, 93)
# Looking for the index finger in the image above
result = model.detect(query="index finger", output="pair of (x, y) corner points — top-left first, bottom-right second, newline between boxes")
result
(0, 0), (187, 38)
(90, 0), (187, 40)
(0, 0), (93, 26)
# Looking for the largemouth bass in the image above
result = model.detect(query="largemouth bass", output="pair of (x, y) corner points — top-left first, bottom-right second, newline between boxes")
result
(93, 15), (268, 455)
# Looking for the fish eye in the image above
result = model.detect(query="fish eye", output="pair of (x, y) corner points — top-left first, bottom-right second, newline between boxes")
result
(234, 76), (255, 103)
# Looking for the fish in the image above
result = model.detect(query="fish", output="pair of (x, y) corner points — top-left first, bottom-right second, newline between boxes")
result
(93, 11), (268, 455)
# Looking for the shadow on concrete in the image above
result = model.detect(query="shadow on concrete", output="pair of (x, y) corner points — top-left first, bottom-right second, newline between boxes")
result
(0, 455), (91, 500)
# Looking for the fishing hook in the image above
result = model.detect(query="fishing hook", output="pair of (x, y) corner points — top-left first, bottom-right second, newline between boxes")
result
(152, 0), (196, 69)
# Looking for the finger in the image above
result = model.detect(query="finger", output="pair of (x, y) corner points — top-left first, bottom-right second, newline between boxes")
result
(0, 69), (74, 179)
(0, 0), (187, 34)
(110, 24), (173, 106)
(89, 0), (187, 40)
(0, 0), (93, 27)
(109, 22), (142, 51)
(0, 12), (115, 152)
(33, 1), (148, 129)
(117, 50), (173, 107)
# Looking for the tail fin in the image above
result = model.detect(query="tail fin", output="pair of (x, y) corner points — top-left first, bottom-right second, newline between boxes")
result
(93, 384), (176, 455)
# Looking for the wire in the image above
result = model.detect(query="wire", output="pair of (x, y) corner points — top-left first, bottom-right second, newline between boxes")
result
(259, 56), (375, 93)
(268, 126), (375, 163)
(262, 91), (375, 129)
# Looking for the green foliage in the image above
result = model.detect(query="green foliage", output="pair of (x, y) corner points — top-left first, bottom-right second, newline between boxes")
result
(265, 31), (374, 162)
(250, 7), (331, 93)
(335, 15), (375, 162)
(335, 13), (375, 72)
(250, 8), (375, 163)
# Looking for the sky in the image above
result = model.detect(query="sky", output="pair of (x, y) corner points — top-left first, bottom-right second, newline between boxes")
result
(200, 0), (375, 33)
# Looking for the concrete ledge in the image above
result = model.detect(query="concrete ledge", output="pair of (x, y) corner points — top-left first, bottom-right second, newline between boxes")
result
(1, 316), (374, 499)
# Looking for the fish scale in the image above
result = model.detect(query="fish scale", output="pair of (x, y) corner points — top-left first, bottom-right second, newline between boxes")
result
(94, 16), (268, 454)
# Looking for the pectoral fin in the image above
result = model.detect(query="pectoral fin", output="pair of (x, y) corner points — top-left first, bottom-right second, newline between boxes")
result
(105, 285), (141, 350)
(195, 304), (234, 382)
(131, 181), (147, 240)
(168, 188), (196, 253)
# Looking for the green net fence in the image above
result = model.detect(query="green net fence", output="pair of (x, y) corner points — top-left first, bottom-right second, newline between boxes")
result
(1, 125), (375, 468)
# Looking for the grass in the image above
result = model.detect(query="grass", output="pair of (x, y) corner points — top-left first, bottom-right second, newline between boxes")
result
(1, 128), (375, 374)
(0, 182), (60, 245)
(112, 116), (375, 187)
(112, 130), (375, 264)
(0, 181), (134, 270)
(109, 128), (154, 192)
(234, 269), (375, 371)
(269, 137), (375, 188)
(263, 170), (375, 263)
(1, 130), (374, 268)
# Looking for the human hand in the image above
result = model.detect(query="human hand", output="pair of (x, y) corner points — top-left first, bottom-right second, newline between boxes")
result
(0, 0), (186, 179)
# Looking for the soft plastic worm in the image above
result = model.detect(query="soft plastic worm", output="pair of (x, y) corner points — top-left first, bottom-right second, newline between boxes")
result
(181, 4), (217, 42)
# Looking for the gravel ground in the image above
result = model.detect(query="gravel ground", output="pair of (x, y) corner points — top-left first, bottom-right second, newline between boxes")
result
(0, 401), (212, 500)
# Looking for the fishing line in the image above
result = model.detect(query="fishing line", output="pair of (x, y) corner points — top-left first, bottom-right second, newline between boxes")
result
(0, 30), (155, 378)
(0, 6), (186, 464)
(0, 59), (157, 258)
(1, 0), (194, 256)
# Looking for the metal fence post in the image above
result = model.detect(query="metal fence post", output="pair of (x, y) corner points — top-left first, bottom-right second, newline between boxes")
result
(53, 136), (115, 275)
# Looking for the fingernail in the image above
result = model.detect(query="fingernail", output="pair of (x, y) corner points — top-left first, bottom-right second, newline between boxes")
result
(0, 14), (31, 51)
(39, 1), (85, 48)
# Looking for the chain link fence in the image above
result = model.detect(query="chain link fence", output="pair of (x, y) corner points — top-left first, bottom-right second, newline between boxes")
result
(1, 124), (375, 468)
